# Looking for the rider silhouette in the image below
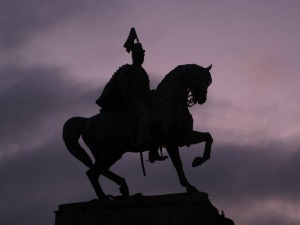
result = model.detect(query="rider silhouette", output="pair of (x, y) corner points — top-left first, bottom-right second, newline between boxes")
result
(96, 28), (167, 162)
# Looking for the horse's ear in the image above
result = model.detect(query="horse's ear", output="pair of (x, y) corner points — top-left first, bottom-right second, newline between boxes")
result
(205, 64), (212, 71)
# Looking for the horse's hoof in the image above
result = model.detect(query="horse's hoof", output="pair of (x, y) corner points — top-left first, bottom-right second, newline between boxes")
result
(119, 185), (129, 197)
(149, 155), (168, 163)
(192, 156), (205, 167)
(96, 195), (111, 201)
(149, 150), (168, 163)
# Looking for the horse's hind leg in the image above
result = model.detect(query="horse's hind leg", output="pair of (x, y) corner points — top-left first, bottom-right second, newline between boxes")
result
(101, 148), (129, 197)
(86, 161), (107, 200)
(86, 145), (127, 199)
(102, 170), (129, 197)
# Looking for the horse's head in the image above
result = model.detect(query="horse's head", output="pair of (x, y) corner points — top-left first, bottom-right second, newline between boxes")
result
(187, 64), (212, 106)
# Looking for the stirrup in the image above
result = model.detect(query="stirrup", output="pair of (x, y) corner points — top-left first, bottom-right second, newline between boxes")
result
(149, 151), (168, 163)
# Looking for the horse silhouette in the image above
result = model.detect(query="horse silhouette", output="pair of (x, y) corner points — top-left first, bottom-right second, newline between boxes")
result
(63, 64), (213, 199)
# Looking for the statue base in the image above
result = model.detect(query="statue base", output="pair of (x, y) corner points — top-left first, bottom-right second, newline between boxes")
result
(55, 192), (234, 225)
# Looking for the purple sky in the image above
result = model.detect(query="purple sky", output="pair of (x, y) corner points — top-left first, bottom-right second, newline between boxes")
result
(1, 1), (300, 224)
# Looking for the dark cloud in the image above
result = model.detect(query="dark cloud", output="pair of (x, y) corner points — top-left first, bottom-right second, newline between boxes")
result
(247, 214), (299, 225)
(0, 63), (101, 157)
(0, 138), (89, 225)
(196, 144), (300, 224)
(0, 0), (125, 58)
(207, 144), (300, 198)
(0, 62), (102, 225)
(0, 0), (87, 51)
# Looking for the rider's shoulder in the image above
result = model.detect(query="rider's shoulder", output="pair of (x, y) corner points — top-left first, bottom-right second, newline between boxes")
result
(115, 64), (131, 74)
(119, 64), (131, 70)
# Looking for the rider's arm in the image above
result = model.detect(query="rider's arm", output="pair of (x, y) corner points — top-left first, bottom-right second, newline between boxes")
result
(116, 66), (130, 103)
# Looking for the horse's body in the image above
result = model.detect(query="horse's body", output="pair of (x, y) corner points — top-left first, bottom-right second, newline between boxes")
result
(63, 64), (213, 199)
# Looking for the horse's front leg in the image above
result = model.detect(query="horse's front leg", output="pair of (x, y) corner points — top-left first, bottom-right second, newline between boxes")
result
(191, 131), (213, 167)
(166, 144), (199, 193)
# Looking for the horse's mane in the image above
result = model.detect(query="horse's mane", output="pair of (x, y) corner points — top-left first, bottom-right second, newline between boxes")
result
(168, 64), (202, 76)
(156, 64), (204, 91)
(163, 64), (205, 81)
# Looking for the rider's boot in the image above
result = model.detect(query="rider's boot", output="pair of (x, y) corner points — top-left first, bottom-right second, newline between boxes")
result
(148, 147), (168, 163)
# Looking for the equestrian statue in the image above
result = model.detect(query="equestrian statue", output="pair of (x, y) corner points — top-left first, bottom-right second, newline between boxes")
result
(63, 28), (213, 199)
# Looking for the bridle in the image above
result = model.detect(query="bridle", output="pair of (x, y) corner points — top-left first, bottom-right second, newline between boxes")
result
(187, 88), (196, 108)
(187, 77), (211, 108)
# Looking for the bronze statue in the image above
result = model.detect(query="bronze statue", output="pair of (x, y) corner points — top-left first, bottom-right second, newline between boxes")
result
(63, 28), (213, 199)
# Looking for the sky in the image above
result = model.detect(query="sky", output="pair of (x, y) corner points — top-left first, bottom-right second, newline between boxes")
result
(1, 0), (300, 224)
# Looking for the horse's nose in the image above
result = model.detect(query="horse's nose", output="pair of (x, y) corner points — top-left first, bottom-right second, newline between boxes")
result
(198, 96), (207, 104)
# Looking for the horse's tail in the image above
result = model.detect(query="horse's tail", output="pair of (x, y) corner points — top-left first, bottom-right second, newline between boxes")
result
(63, 117), (93, 168)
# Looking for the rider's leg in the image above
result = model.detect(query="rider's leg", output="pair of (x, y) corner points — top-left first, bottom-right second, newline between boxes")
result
(149, 146), (168, 163)
(134, 103), (150, 149)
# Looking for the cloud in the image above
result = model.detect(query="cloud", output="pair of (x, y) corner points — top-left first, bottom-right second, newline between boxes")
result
(0, 0), (96, 51)
(198, 144), (300, 224)
(189, 93), (300, 150)
(0, 137), (91, 225)
(0, 62), (101, 224)
(0, 63), (101, 158)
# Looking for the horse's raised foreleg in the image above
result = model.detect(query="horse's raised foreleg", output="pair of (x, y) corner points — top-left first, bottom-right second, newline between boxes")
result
(190, 131), (213, 167)
(166, 144), (199, 193)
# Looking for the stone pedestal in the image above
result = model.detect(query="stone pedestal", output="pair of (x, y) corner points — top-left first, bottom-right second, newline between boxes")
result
(55, 192), (234, 225)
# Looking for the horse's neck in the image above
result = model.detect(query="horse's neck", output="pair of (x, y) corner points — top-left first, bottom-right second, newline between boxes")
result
(156, 72), (186, 102)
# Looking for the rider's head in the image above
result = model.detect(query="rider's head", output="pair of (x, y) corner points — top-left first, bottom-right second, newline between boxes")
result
(123, 28), (145, 66)
(131, 43), (145, 66)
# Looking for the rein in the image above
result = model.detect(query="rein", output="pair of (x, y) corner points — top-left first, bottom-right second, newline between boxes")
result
(187, 88), (196, 108)
(156, 89), (195, 108)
